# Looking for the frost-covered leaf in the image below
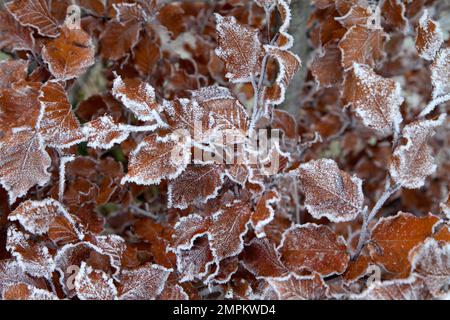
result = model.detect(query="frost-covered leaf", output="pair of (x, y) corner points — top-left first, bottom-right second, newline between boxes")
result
(390, 115), (445, 189)
(268, 273), (329, 300)
(82, 115), (130, 149)
(275, 0), (294, 50)
(242, 238), (288, 278)
(254, 0), (276, 11)
(91, 234), (126, 276)
(48, 215), (83, 246)
(8, 198), (82, 238)
(339, 25), (385, 70)
(215, 14), (262, 83)
(118, 263), (171, 300)
(2, 283), (58, 300)
(381, 0), (407, 32)
(176, 235), (215, 282)
(416, 10), (443, 61)
(168, 164), (225, 209)
(112, 75), (163, 122)
(311, 41), (343, 88)
(39, 81), (84, 148)
(75, 262), (118, 300)
(354, 276), (432, 300)
(6, 0), (59, 38)
(208, 202), (252, 260)
(0, 128), (50, 205)
(169, 214), (212, 253)
(0, 10), (34, 52)
(263, 45), (301, 105)
(0, 259), (44, 295)
(298, 158), (364, 222)
(410, 238), (450, 297)
(0, 60), (28, 89)
(158, 284), (189, 300)
(278, 223), (350, 276)
(6, 225), (55, 279)
(335, 5), (372, 28)
(42, 25), (95, 81)
(430, 48), (450, 99)
(122, 133), (191, 186)
(368, 212), (440, 275)
(344, 64), (403, 136)
(251, 190), (280, 238)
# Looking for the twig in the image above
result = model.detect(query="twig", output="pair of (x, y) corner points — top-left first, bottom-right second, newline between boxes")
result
(58, 155), (75, 202)
(419, 94), (450, 118)
(353, 178), (400, 259)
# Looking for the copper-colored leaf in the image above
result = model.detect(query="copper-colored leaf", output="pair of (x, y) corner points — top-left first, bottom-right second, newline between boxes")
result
(42, 26), (95, 81)
(279, 223), (350, 276)
(268, 273), (329, 300)
(75, 262), (118, 300)
(242, 238), (288, 278)
(0, 10), (34, 52)
(368, 212), (439, 275)
(430, 48), (450, 99)
(215, 14), (263, 83)
(298, 158), (364, 222)
(2, 283), (58, 300)
(416, 10), (443, 61)
(6, 0), (59, 38)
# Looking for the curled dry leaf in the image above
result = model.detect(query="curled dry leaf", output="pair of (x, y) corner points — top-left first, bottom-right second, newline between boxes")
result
(42, 26), (95, 81)
(298, 158), (364, 222)
(390, 115), (445, 189)
(415, 10), (443, 61)
(82, 115), (130, 150)
(344, 63), (403, 137)
(6, 0), (59, 38)
(215, 14), (263, 83)
(368, 212), (439, 275)
(278, 223), (350, 276)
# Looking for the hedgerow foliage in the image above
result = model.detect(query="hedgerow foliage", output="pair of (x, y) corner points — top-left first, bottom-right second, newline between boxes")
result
(0, 0), (449, 300)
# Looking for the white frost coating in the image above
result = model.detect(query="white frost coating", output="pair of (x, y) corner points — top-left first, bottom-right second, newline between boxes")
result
(390, 114), (446, 189)
(2, 283), (59, 300)
(93, 234), (126, 278)
(82, 115), (130, 149)
(298, 158), (364, 222)
(58, 155), (75, 202)
(112, 74), (163, 122)
(430, 48), (450, 99)
(252, 190), (280, 238)
(169, 214), (209, 253)
(409, 238), (450, 297)
(417, 10), (444, 61)
(176, 238), (216, 283)
(214, 13), (262, 83)
(6, 225), (56, 279)
(276, 0), (294, 50)
(352, 63), (403, 136)
(8, 198), (84, 240)
(75, 262), (118, 300)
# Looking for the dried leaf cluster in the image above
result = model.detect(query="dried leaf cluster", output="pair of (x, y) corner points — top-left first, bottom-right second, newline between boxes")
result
(0, 0), (449, 300)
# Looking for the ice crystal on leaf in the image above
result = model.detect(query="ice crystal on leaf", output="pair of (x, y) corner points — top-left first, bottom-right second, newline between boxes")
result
(298, 159), (364, 222)
(430, 48), (450, 99)
(267, 273), (330, 300)
(75, 262), (118, 300)
(215, 14), (263, 83)
(416, 10), (443, 61)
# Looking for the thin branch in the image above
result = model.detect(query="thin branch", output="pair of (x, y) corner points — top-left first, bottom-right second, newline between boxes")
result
(353, 178), (400, 259)
(58, 155), (75, 202)
(419, 94), (450, 118)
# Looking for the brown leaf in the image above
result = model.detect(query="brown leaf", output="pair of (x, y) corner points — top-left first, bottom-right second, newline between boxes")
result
(75, 262), (117, 300)
(368, 212), (439, 275)
(6, 0), (59, 38)
(242, 238), (288, 278)
(339, 25), (385, 70)
(355, 276), (432, 300)
(311, 41), (343, 88)
(415, 10), (443, 61)
(39, 81), (83, 148)
(2, 283), (58, 300)
(0, 128), (50, 204)
(279, 223), (350, 276)
(215, 14), (263, 83)
(298, 158), (364, 222)
(390, 115), (445, 189)
(268, 273), (330, 300)
(42, 25), (95, 81)
(0, 10), (35, 52)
